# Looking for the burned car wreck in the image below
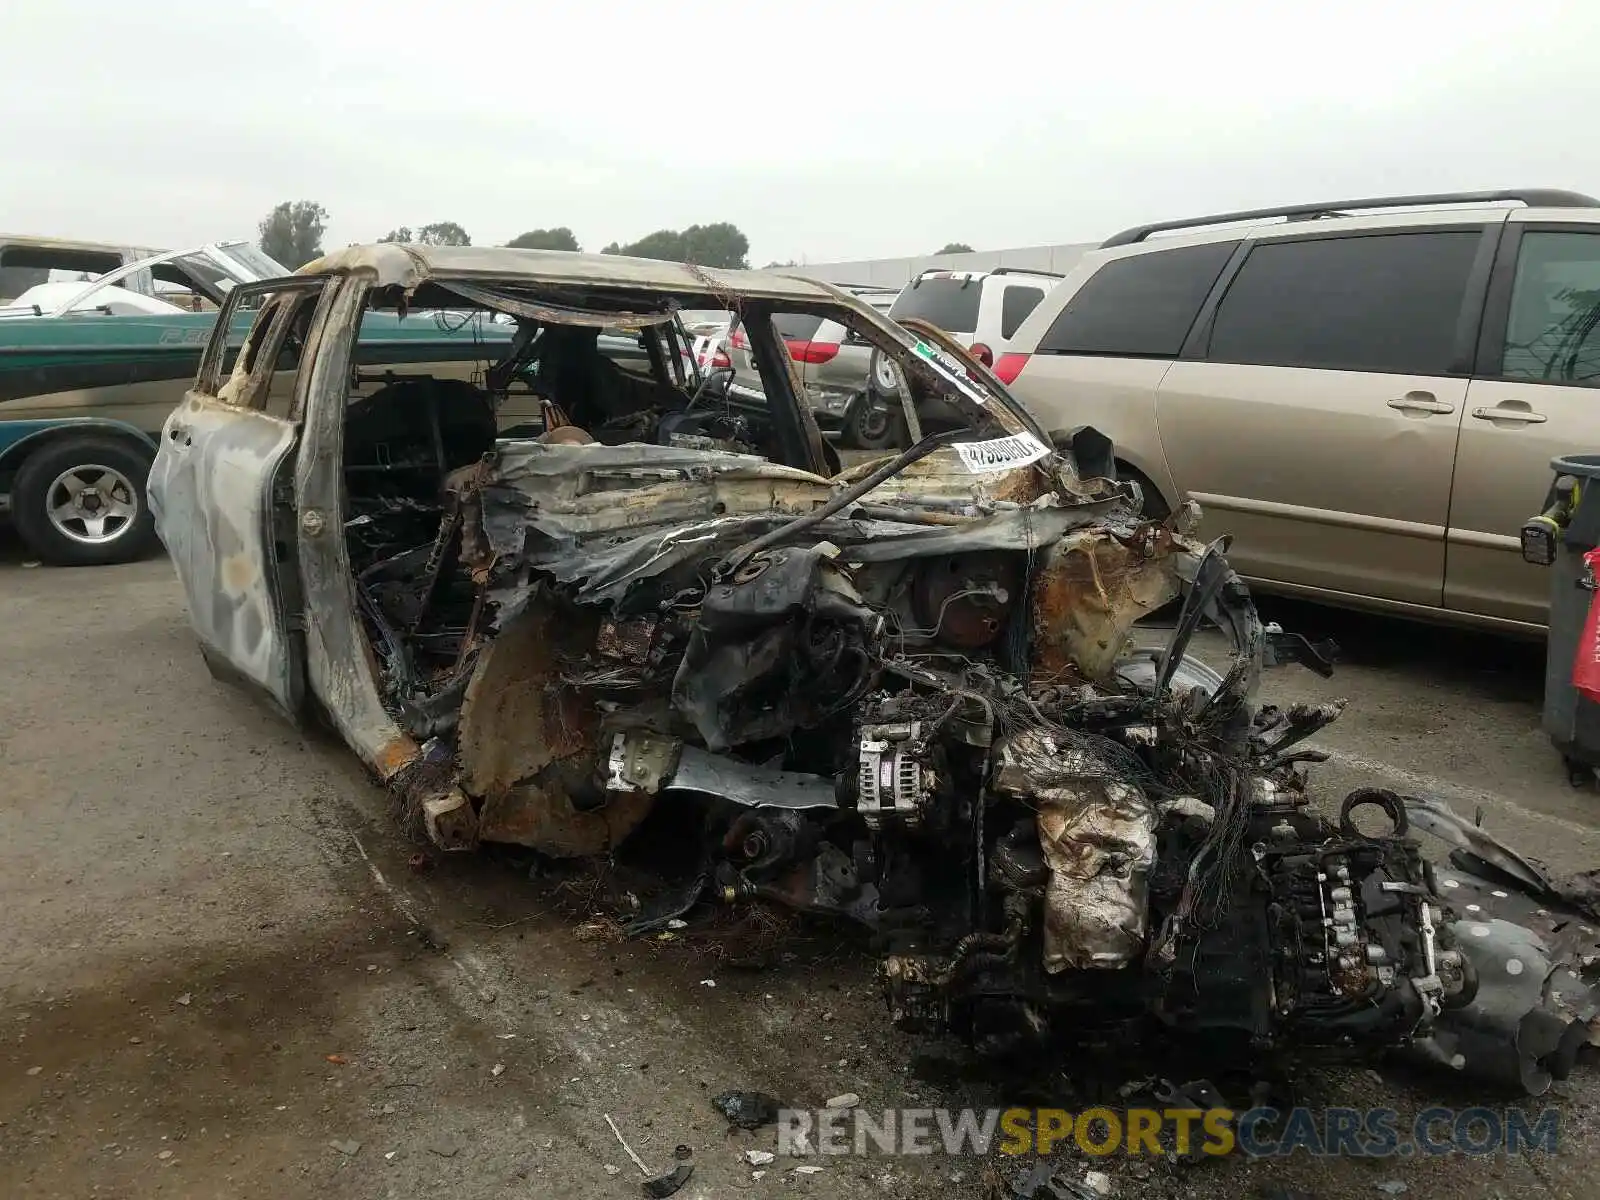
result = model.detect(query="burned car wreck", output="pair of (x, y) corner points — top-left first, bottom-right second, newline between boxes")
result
(148, 245), (1599, 1094)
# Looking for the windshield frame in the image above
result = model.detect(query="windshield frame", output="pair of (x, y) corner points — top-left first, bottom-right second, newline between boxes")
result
(309, 263), (1053, 475)
(797, 280), (1048, 445)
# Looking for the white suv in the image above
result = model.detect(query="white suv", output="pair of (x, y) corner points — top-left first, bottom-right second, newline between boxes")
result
(857, 267), (1062, 448)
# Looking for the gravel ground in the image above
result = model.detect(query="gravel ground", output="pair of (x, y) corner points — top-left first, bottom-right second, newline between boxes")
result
(3, 533), (1599, 1200)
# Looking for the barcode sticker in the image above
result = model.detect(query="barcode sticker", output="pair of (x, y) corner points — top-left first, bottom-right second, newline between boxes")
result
(953, 432), (1051, 474)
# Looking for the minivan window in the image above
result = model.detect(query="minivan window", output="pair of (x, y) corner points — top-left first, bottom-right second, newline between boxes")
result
(1000, 286), (1046, 339)
(889, 277), (982, 334)
(1502, 231), (1600, 385)
(1207, 231), (1481, 375)
(1036, 241), (1236, 357)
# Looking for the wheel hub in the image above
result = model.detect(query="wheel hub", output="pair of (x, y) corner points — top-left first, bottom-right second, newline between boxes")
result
(857, 405), (890, 438)
(45, 465), (137, 545)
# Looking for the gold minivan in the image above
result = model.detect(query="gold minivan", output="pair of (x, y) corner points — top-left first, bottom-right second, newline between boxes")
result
(998, 189), (1600, 634)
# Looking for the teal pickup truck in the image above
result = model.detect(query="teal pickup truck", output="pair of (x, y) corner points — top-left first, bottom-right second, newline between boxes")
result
(0, 241), (531, 565)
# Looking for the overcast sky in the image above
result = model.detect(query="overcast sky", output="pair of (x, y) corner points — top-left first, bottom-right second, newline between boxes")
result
(2, 0), (1597, 264)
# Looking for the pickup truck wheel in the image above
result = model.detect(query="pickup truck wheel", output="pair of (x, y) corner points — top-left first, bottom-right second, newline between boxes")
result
(11, 437), (157, 566)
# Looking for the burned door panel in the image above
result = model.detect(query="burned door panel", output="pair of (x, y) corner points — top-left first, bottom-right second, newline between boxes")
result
(148, 391), (301, 714)
(150, 278), (332, 719)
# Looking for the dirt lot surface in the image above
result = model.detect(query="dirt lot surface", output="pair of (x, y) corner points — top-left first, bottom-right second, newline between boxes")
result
(4, 535), (1600, 1200)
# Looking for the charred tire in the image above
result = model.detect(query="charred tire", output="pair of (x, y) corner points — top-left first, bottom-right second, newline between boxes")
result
(10, 436), (158, 566)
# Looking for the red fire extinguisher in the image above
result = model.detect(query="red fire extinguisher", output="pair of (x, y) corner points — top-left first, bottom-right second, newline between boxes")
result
(1573, 546), (1600, 702)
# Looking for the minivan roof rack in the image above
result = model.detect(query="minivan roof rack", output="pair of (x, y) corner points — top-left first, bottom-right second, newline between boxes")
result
(1100, 189), (1600, 248)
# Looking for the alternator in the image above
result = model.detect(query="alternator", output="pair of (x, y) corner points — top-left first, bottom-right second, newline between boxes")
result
(858, 721), (934, 829)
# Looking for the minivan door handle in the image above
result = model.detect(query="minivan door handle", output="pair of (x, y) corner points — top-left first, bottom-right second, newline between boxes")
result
(1471, 404), (1547, 425)
(1387, 392), (1455, 415)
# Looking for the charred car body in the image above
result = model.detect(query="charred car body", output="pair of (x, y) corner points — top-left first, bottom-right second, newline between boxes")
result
(149, 245), (1599, 1092)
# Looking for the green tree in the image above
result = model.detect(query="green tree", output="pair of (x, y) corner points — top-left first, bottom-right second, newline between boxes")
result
(763, 259), (798, 269)
(506, 227), (580, 252)
(611, 229), (686, 260)
(681, 223), (749, 269)
(604, 223), (750, 269)
(377, 222), (471, 246)
(415, 222), (471, 246)
(934, 242), (974, 255)
(258, 200), (329, 269)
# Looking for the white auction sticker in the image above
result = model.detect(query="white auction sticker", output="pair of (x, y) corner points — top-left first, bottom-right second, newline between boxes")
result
(913, 340), (990, 405)
(953, 431), (1051, 474)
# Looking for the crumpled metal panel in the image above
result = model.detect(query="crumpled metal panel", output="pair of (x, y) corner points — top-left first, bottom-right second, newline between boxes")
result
(474, 506), (1119, 624)
(148, 391), (298, 712)
(457, 601), (653, 856)
(1030, 529), (1185, 683)
(459, 441), (1133, 615)
(828, 443), (1055, 508)
(465, 442), (827, 560)
(667, 745), (840, 809)
(993, 729), (1156, 971)
(842, 506), (1117, 565)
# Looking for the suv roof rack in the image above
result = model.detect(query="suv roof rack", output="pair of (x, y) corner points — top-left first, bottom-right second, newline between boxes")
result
(1099, 189), (1600, 248)
(910, 265), (1066, 281)
(989, 266), (1066, 279)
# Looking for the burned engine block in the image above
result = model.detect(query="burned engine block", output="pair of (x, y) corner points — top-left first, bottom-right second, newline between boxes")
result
(878, 720), (1472, 1062)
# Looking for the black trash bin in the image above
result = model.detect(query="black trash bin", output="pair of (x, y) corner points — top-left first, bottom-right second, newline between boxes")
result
(1532, 454), (1600, 780)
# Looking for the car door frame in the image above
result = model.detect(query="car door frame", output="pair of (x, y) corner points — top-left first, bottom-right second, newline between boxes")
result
(1442, 214), (1600, 625)
(288, 273), (453, 787)
(151, 275), (331, 721)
